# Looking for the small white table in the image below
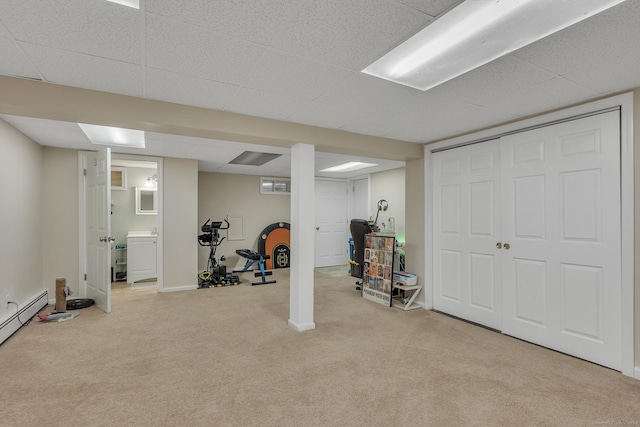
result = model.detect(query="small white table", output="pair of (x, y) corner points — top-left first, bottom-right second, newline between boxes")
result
(392, 284), (424, 311)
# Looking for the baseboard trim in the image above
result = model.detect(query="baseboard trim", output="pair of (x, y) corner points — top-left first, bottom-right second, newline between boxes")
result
(0, 290), (48, 346)
(288, 319), (316, 332)
(159, 285), (198, 293)
(634, 366), (640, 380)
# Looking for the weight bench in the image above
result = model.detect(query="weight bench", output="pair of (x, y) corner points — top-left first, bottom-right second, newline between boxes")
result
(234, 249), (276, 286)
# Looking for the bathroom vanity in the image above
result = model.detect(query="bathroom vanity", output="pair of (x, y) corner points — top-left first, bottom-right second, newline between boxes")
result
(127, 231), (157, 284)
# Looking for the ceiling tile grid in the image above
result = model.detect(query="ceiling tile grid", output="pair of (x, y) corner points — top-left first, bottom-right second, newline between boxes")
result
(394, 0), (463, 16)
(512, 1), (639, 77)
(0, 0), (140, 63)
(146, 0), (303, 47)
(21, 43), (144, 97)
(317, 73), (418, 115)
(224, 88), (312, 122)
(479, 77), (599, 119)
(145, 13), (265, 86)
(563, 53), (640, 96)
(242, 49), (354, 101)
(1, 0), (640, 176)
(146, 67), (240, 111)
(0, 37), (41, 80)
(288, 101), (371, 130)
(428, 55), (557, 106)
(272, 0), (433, 71)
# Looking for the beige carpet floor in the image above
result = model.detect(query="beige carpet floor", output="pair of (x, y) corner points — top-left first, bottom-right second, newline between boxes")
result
(1, 268), (639, 427)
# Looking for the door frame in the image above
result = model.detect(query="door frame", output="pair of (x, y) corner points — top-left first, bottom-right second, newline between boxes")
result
(424, 92), (635, 378)
(78, 151), (165, 296)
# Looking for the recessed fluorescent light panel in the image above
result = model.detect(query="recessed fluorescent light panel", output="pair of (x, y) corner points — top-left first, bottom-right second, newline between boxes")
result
(229, 151), (282, 166)
(363, 0), (626, 91)
(106, 0), (139, 9)
(78, 123), (145, 149)
(320, 162), (378, 173)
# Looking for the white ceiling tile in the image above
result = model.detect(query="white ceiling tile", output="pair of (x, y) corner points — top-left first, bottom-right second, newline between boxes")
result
(146, 0), (302, 46)
(0, 0), (140, 63)
(146, 68), (239, 111)
(564, 54), (640, 95)
(376, 92), (470, 125)
(288, 102), (370, 130)
(0, 21), (11, 38)
(145, 14), (264, 85)
(0, 37), (41, 80)
(243, 50), (353, 100)
(427, 105), (518, 139)
(339, 115), (397, 139)
(394, 0), (463, 16)
(318, 73), (417, 114)
(429, 55), (557, 105)
(274, 0), (431, 70)
(224, 88), (310, 121)
(480, 78), (598, 118)
(21, 43), (143, 97)
(513, 1), (640, 76)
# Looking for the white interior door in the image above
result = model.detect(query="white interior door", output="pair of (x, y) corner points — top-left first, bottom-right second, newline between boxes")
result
(315, 180), (349, 267)
(433, 140), (503, 329)
(85, 148), (112, 313)
(350, 178), (369, 220)
(501, 111), (621, 370)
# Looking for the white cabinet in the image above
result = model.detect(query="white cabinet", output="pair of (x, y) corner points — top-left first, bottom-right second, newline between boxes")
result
(127, 232), (157, 284)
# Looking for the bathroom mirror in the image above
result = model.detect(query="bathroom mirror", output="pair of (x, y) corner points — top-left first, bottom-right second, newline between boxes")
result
(135, 187), (157, 215)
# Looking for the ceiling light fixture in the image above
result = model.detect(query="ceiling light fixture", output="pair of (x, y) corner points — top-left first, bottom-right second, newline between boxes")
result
(106, 0), (140, 9)
(320, 162), (378, 173)
(362, 0), (625, 91)
(78, 123), (145, 149)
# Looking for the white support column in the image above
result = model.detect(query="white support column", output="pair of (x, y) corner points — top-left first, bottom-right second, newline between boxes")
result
(289, 143), (316, 332)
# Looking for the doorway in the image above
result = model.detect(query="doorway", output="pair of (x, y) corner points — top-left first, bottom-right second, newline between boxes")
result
(79, 151), (164, 312)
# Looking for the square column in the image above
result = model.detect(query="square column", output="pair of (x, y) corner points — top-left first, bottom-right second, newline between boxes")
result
(289, 143), (316, 331)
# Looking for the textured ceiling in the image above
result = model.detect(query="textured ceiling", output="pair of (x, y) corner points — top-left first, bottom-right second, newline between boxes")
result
(1, 0), (639, 177)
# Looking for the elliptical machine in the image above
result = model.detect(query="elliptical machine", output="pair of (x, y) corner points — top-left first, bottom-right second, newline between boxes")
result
(197, 219), (239, 287)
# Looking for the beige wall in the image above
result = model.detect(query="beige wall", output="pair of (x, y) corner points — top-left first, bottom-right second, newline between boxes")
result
(163, 158), (199, 289)
(370, 168), (406, 242)
(41, 147), (79, 298)
(0, 119), (43, 320)
(404, 156), (425, 296)
(198, 172), (291, 271)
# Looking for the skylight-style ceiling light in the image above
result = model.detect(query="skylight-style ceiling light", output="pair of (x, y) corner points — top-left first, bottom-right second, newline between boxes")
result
(78, 123), (145, 149)
(320, 162), (378, 173)
(106, 0), (139, 9)
(363, 0), (626, 91)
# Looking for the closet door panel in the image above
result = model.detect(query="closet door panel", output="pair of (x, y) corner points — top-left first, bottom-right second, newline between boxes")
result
(501, 111), (621, 370)
(433, 140), (502, 330)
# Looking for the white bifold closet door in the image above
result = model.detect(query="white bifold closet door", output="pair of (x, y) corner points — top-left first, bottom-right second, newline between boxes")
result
(433, 110), (622, 370)
(433, 139), (503, 330)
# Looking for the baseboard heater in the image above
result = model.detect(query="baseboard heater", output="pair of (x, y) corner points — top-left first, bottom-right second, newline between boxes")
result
(0, 290), (48, 346)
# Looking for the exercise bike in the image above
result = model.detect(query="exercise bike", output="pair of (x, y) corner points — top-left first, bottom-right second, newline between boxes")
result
(197, 219), (239, 287)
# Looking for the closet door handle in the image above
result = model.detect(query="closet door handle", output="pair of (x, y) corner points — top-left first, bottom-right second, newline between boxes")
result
(504, 243), (510, 250)
(496, 242), (502, 249)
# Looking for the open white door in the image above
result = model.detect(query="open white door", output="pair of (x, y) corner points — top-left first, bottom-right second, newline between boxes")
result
(85, 148), (112, 313)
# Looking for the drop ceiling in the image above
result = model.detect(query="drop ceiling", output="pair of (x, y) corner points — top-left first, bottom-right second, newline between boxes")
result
(1, 0), (639, 178)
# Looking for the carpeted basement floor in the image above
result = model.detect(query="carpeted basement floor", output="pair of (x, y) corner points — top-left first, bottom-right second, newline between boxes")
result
(1, 267), (639, 427)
